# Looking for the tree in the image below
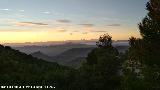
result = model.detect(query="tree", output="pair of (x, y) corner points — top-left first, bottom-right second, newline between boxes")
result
(123, 0), (160, 89)
(74, 34), (121, 90)
(96, 33), (112, 47)
(138, 0), (160, 66)
(122, 37), (146, 90)
(138, 0), (160, 67)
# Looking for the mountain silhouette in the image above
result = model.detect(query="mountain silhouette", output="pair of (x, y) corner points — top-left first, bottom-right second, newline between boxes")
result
(30, 51), (54, 62)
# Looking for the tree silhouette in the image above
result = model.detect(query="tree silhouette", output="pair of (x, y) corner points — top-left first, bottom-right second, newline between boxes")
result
(123, 0), (160, 89)
(74, 33), (121, 90)
(138, 0), (160, 66)
(96, 33), (112, 48)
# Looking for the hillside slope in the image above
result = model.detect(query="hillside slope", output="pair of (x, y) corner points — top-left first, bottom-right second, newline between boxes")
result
(29, 46), (128, 68)
(52, 47), (94, 65)
(30, 51), (54, 62)
(0, 45), (75, 89)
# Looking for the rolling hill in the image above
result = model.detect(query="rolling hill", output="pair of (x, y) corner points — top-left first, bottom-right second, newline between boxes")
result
(30, 51), (54, 62)
(13, 43), (95, 57)
(13, 43), (129, 68)
(52, 47), (94, 67)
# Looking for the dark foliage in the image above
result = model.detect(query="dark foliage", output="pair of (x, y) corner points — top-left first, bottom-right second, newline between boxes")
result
(72, 34), (122, 90)
(96, 33), (112, 47)
(123, 0), (160, 89)
(1, 0), (160, 90)
(0, 45), (76, 90)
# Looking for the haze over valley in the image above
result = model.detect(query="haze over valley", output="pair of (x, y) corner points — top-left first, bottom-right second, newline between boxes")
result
(11, 40), (129, 68)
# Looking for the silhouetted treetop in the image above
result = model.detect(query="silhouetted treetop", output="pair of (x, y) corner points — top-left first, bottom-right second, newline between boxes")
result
(96, 33), (112, 48)
(139, 0), (160, 42)
(147, 0), (160, 21)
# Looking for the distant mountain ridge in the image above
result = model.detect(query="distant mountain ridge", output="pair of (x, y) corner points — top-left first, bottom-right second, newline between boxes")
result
(5, 40), (128, 47)
(30, 47), (94, 68)
(13, 43), (95, 56)
(52, 47), (94, 67)
(30, 51), (54, 62)
(13, 43), (129, 68)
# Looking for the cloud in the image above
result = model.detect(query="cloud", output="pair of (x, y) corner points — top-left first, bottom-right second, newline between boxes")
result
(15, 22), (48, 27)
(19, 10), (25, 12)
(56, 19), (71, 23)
(70, 33), (73, 35)
(0, 29), (33, 32)
(92, 30), (107, 32)
(15, 14), (25, 18)
(43, 11), (51, 14)
(73, 30), (79, 32)
(57, 29), (67, 32)
(0, 9), (11, 11)
(82, 32), (88, 34)
(79, 24), (94, 27)
(107, 24), (121, 26)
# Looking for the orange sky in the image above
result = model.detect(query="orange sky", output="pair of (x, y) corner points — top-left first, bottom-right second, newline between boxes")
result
(0, 25), (140, 43)
(0, 0), (145, 43)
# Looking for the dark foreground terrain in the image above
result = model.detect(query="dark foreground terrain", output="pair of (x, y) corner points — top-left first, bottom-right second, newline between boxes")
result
(0, 45), (76, 89)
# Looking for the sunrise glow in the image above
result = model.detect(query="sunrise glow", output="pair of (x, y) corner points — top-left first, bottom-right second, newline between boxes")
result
(0, 0), (146, 43)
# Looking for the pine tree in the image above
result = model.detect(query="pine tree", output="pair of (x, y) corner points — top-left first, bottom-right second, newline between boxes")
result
(123, 0), (160, 89)
(139, 0), (160, 66)
(96, 33), (112, 48)
(75, 34), (121, 90)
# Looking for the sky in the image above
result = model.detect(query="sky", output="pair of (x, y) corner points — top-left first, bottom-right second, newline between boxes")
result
(0, 0), (148, 43)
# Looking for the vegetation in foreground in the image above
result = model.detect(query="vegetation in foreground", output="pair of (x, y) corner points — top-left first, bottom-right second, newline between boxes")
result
(0, 0), (160, 90)
(0, 45), (76, 90)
